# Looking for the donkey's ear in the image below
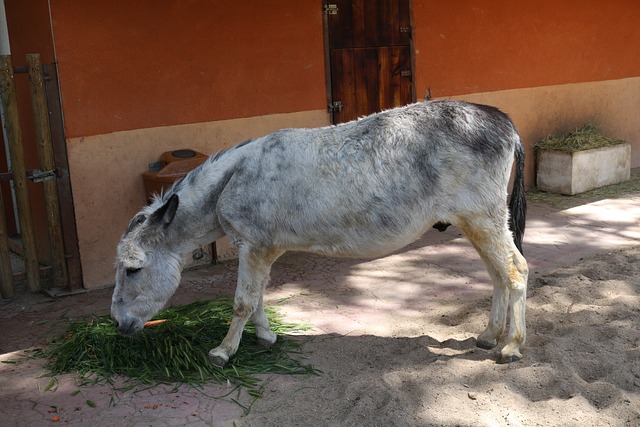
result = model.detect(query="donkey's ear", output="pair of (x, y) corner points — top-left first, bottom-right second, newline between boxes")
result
(150, 194), (179, 228)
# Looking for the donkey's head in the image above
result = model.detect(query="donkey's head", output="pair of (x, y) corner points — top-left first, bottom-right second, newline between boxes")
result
(111, 194), (182, 335)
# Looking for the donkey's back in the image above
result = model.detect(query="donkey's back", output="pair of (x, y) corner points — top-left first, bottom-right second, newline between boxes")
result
(216, 100), (524, 258)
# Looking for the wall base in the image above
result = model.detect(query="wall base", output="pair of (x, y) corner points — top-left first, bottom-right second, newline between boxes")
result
(449, 77), (640, 189)
(67, 110), (329, 288)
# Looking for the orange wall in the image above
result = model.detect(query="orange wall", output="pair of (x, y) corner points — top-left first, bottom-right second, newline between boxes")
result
(50, 1), (327, 138)
(4, 0), (55, 64)
(50, 1), (640, 137)
(413, 0), (640, 99)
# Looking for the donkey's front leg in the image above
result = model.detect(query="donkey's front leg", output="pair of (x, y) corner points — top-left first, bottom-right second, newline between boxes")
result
(208, 245), (283, 367)
(251, 291), (277, 348)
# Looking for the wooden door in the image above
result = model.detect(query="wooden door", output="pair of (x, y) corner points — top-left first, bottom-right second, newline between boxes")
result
(325, 0), (413, 124)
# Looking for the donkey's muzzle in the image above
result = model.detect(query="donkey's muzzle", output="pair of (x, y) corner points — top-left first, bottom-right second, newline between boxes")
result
(114, 317), (142, 335)
(111, 297), (143, 335)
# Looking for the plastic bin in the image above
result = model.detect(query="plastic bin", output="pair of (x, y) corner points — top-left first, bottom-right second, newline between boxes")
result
(142, 149), (208, 203)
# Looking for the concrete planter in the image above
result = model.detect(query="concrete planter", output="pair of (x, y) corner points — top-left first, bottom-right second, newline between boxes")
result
(536, 143), (631, 195)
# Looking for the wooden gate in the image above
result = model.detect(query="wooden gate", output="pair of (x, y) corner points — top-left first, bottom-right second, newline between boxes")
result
(0, 54), (81, 298)
(324, 0), (414, 124)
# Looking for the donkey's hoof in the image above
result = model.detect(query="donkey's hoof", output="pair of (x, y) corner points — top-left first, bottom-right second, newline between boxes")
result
(498, 353), (522, 364)
(476, 338), (497, 350)
(208, 348), (229, 367)
(498, 346), (522, 364)
(476, 330), (499, 350)
(256, 332), (277, 348)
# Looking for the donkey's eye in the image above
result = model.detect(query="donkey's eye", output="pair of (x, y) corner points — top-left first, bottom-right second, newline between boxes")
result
(126, 267), (142, 277)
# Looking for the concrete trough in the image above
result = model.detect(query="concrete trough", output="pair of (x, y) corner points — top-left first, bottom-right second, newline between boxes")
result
(536, 143), (631, 195)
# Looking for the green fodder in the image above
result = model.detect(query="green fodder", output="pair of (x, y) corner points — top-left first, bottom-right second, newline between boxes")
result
(535, 124), (627, 152)
(38, 297), (317, 395)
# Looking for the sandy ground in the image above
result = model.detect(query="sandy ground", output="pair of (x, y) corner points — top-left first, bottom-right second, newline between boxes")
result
(234, 246), (640, 427)
(1, 194), (639, 426)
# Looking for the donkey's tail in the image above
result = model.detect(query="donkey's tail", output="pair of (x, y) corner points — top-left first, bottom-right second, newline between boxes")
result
(508, 137), (527, 255)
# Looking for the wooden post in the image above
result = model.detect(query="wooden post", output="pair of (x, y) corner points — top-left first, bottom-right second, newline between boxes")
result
(0, 55), (40, 292)
(26, 53), (69, 290)
(0, 188), (14, 298)
(42, 63), (83, 290)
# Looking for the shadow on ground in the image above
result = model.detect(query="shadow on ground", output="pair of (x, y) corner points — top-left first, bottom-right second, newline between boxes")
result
(1, 189), (639, 426)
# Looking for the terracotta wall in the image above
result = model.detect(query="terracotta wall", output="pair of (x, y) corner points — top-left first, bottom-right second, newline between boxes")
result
(50, 0), (327, 138)
(413, 0), (640, 98)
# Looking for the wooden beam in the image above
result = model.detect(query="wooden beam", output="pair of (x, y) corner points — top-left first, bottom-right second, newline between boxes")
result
(0, 188), (14, 298)
(0, 55), (40, 292)
(26, 53), (69, 290)
(42, 63), (83, 290)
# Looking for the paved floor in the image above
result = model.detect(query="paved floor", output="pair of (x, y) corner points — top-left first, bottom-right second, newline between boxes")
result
(0, 194), (639, 426)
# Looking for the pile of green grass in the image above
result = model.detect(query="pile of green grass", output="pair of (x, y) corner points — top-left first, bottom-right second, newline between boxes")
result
(536, 124), (627, 152)
(38, 297), (317, 397)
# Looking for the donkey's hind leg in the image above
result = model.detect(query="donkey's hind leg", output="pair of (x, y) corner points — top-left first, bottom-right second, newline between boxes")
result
(457, 215), (529, 363)
(208, 245), (284, 367)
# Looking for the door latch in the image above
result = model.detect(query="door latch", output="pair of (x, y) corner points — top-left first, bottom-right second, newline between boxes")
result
(27, 169), (57, 183)
(328, 101), (343, 112)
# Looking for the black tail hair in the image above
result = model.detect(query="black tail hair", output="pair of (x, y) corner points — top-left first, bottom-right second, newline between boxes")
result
(508, 138), (526, 255)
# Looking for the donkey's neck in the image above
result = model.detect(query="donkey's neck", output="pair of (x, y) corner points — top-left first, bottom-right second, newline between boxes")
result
(154, 147), (245, 256)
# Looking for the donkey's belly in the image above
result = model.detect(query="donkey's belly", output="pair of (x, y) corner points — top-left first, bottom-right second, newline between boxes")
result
(278, 220), (434, 259)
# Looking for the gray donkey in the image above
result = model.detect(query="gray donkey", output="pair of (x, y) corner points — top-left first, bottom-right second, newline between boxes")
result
(111, 100), (528, 366)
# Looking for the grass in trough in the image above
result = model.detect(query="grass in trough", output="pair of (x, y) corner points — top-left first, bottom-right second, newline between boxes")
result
(535, 124), (627, 152)
(38, 297), (318, 397)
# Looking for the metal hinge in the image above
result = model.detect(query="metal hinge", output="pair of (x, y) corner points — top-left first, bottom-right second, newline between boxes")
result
(400, 26), (411, 33)
(324, 4), (338, 15)
(328, 101), (343, 113)
(400, 70), (412, 77)
(27, 169), (57, 183)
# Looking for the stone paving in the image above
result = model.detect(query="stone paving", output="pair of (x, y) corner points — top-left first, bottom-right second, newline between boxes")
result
(0, 195), (638, 426)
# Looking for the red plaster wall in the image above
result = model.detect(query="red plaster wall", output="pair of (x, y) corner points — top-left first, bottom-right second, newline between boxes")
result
(412, 0), (640, 99)
(4, 0), (55, 63)
(50, 1), (327, 138)
(50, 1), (640, 137)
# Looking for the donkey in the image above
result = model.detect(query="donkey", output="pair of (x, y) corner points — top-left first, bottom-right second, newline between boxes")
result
(111, 100), (529, 366)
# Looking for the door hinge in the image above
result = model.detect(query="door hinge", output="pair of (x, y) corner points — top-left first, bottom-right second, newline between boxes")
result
(400, 70), (412, 78)
(324, 4), (339, 15)
(328, 101), (343, 113)
(400, 26), (411, 33)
